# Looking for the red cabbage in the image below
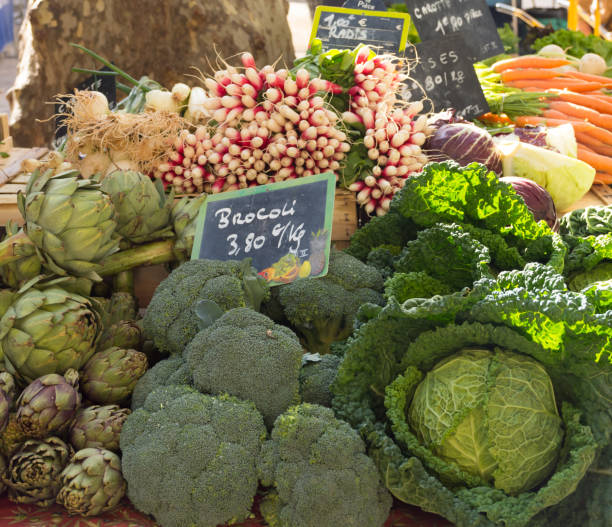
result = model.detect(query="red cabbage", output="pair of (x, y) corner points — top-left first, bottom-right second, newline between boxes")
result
(500, 176), (559, 232)
(426, 123), (502, 175)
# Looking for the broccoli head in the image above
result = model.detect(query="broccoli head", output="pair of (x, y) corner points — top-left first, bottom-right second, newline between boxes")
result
(299, 354), (342, 408)
(143, 258), (270, 354)
(120, 386), (266, 527)
(365, 244), (402, 279)
(131, 355), (193, 410)
(184, 308), (303, 428)
(384, 271), (452, 303)
(271, 250), (385, 354)
(258, 403), (392, 527)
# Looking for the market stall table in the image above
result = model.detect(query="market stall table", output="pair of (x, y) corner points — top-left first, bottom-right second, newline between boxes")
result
(0, 495), (453, 527)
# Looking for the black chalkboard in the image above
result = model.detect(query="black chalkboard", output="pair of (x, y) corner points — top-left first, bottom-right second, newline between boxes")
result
(310, 5), (411, 53)
(55, 68), (117, 139)
(403, 0), (503, 62)
(403, 34), (489, 120)
(191, 173), (336, 285)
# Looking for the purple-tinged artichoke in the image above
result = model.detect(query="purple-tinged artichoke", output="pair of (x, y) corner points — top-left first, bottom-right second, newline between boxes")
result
(2, 437), (73, 506)
(0, 414), (28, 458)
(69, 405), (131, 453)
(81, 348), (148, 404)
(16, 369), (81, 439)
(56, 447), (126, 516)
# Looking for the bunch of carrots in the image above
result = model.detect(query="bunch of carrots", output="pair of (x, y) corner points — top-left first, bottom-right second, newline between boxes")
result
(491, 55), (612, 186)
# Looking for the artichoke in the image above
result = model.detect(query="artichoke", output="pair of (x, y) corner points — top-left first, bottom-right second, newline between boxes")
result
(0, 453), (5, 495)
(16, 369), (81, 439)
(0, 280), (103, 382)
(0, 221), (41, 289)
(0, 414), (29, 457)
(81, 347), (148, 404)
(100, 171), (174, 244)
(56, 447), (126, 516)
(100, 320), (142, 350)
(17, 169), (120, 280)
(2, 437), (73, 506)
(69, 405), (131, 452)
(0, 372), (16, 433)
(171, 195), (205, 260)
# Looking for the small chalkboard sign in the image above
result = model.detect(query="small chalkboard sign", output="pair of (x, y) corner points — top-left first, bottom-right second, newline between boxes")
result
(191, 173), (336, 286)
(403, 34), (489, 120)
(310, 5), (411, 53)
(403, 0), (503, 62)
(55, 68), (117, 139)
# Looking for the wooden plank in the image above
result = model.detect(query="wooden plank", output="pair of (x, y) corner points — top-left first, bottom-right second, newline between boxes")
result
(11, 174), (31, 184)
(590, 184), (612, 206)
(331, 188), (358, 242)
(0, 114), (8, 141)
(0, 147), (48, 186)
(0, 184), (27, 194)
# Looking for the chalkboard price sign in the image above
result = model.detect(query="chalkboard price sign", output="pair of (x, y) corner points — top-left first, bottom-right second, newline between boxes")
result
(403, 0), (503, 62)
(403, 34), (489, 120)
(310, 5), (411, 53)
(191, 173), (336, 286)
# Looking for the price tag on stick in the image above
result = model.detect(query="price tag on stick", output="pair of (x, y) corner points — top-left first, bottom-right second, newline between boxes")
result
(403, 34), (489, 120)
(191, 173), (336, 286)
(403, 0), (503, 62)
(310, 5), (411, 53)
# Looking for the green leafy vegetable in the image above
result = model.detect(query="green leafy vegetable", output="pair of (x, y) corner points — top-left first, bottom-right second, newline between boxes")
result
(333, 262), (610, 527)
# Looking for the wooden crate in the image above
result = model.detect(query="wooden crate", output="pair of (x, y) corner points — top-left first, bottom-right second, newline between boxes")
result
(0, 147), (49, 225)
(331, 188), (358, 250)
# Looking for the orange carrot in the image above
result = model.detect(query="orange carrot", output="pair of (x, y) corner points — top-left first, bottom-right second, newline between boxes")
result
(513, 116), (612, 144)
(547, 90), (612, 114)
(548, 100), (612, 130)
(500, 69), (561, 82)
(577, 146), (612, 173)
(542, 109), (582, 121)
(562, 71), (612, 87)
(594, 172), (612, 185)
(578, 143), (596, 153)
(575, 132), (612, 157)
(506, 79), (604, 92)
(478, 112), (514, 125)
(492, 56), (571, 73)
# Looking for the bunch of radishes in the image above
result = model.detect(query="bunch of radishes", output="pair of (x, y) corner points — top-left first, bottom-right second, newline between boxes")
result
(154, 54), (350, 194)
(342, 48), (432, 216)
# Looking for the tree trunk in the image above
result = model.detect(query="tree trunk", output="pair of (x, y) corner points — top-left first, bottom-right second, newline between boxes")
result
(7, 0), (295, 147)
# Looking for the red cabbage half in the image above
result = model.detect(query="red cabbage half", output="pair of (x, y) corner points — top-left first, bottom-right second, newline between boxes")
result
(426, 123), (502, 175)
(500, 176), (559, 232)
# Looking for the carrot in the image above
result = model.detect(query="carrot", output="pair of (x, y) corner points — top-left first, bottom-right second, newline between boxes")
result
(506, 80), (604, 92)
(562, 71), (612, 87)
(594, 172), (612, 185)
(577, 146), (612, 173)
(542, 109), (582, 121)
(478, 112), (514, 125)
(548, 100), (612, 130)
(500, 69), (561, 82)
(492, 56), (571, 73)
(547, 90), (612, 114)
(575, 132), (612, 157)
(578, 143), (596, 153)
(513, 116), (612, 144)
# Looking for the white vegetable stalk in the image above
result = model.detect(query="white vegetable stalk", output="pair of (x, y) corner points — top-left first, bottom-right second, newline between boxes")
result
(145, 89), (181, 113)
(184, 87), (211, 124)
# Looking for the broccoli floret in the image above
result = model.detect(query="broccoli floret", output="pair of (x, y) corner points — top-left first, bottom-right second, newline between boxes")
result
(120, 386), (266, 527)
(184, 308), (303, 428)
(299, 354), (342, 407)
(131, 355), (193, 410)
(271, 250), (385, 355)
(143, 258), (270, 354)
(384, 271), (452, 303)
(258, 404), (392, 527)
